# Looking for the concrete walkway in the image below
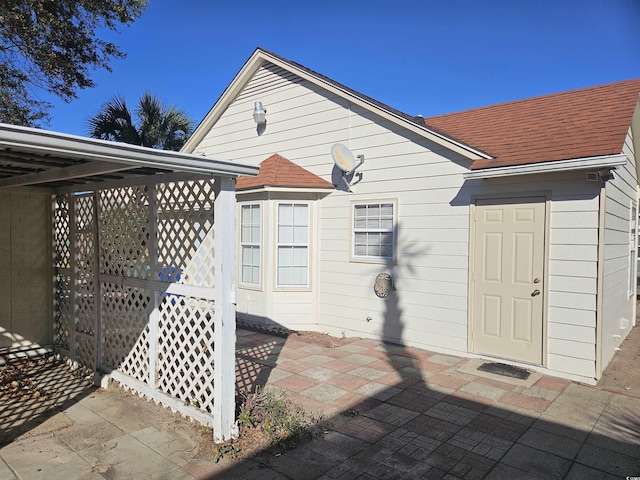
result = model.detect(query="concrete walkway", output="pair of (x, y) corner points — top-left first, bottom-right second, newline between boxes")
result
(2, 324), (640, 479)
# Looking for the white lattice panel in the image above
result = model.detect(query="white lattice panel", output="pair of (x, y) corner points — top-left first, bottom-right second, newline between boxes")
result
(99, 187), (151, 279)
(54, 272), (72, 350)
(157, 295), (215, 412)
(53, 195), (71, 269)
(74, 195), (96, 337)
(101, 283), (152, 381)
(157, 180), (215, 288)
(53, 194), (72, 351)
(75, 332), (94, 369)
(51, 178), (231, 431)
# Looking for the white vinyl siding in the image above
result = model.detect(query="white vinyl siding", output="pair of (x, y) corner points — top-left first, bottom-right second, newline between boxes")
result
(600, 127), (637, 371)
(240, 204), (261, 286)
(352, 202), (395, 260)
(277, 203), (309, 287)
(629, 202), (637, 297)
(190, 60), (638, 383)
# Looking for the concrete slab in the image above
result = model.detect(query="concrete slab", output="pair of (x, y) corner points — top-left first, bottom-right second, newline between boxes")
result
(517, 427), (582, 460)
(0, 457), (17, 480)
(80, 390), (170, 433)
(484, 463), (543, 479)
(56, 420), (124, 452)
(0, 434), (97, 480)
(575, 443), (640, 478)
(62, 401), (105, 425)
(131, 426), (199, 467)
(553, 383), (613, 413)
(500, 443), (572, 479)
(77, 433), (186, 480)
(564, 463), (621, 480)
(588, 400), (640, 457)
(19, 411), (74, 439)
(533, 402), (599, 441)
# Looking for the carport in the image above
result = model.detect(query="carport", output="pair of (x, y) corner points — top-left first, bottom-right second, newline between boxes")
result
(0, 123), (259, 441)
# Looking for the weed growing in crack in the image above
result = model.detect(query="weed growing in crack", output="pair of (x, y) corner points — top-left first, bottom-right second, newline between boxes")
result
(205, 386), (326, 463)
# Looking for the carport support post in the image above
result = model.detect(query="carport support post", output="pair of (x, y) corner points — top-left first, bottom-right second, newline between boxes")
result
(212, 175), (238, 441)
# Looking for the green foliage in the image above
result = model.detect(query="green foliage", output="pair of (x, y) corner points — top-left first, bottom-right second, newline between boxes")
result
(87, 92), (193, 151)
(0, 0), (147, 126)
(212, 442), (238, 463)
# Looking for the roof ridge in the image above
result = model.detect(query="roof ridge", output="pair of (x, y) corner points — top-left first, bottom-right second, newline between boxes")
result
(425, 78), (640, 121)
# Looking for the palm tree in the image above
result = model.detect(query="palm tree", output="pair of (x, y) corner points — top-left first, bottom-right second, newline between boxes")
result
(87, 92), (193, 151)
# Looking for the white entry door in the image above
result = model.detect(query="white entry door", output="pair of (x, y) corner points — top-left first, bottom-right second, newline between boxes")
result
(472, 197), (545, 364)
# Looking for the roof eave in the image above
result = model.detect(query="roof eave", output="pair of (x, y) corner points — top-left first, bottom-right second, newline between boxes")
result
(463, 154), (627, 180)
(0, 123), (259, 189)
(236, 186), (334, 194)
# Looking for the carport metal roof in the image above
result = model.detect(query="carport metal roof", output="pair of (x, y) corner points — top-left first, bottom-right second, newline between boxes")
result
(0, 123), (259, 191)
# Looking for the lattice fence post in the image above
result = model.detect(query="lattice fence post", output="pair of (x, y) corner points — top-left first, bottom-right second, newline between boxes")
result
(212, 175), (238, 441)
(148, 184), (159, 389)
(69, 195), (76, 362)
(93, 191), (102, 381)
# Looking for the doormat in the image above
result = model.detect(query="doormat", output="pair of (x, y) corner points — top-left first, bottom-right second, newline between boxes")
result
(477, 362), (531, 380)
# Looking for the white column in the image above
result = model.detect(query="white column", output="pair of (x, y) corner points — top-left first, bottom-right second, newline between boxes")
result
(148, 185), (159, 389)
(212, 175), (238, 441)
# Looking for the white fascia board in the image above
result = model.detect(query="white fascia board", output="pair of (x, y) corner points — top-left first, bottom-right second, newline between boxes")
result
(236, 186), (334, 195)
(0, 123), (259, 177)
(631, 102), (640, 185)
(463, 154), (627, 180)
(182, 49), (487, 161)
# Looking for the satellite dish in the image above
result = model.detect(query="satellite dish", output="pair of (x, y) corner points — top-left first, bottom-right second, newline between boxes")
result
(331, 143), (357, 173)
(330, 143), (365, 192)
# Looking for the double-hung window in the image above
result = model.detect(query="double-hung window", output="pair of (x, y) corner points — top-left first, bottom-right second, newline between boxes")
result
(353, 202), (395, 260)
(277, 203), (309, 287)
(240, 204), (261, 286)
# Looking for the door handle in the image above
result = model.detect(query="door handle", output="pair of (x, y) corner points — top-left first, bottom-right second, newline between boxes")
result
(531, 289), (541, 297)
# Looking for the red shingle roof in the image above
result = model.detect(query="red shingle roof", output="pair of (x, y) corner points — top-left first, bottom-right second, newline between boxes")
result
(259, 49), (640, 171)
(424, 79), (640, 170)
(236, 153), (334, 191)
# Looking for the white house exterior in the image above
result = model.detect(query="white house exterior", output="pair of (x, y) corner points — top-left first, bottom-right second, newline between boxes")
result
(183, 48), (640, 384)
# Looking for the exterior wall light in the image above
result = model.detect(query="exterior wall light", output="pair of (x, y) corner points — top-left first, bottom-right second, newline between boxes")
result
(252, 101), (266, 125)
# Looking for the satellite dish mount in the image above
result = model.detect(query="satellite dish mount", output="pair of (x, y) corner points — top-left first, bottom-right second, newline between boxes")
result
(331, 143), (364, 192)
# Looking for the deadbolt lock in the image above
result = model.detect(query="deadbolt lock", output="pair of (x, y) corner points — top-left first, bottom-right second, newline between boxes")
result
(533, 278), (541, 283)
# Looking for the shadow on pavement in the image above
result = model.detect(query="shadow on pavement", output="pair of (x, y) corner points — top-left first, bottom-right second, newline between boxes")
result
(202, 322), (640, 480)
(0, 353), (96, 447)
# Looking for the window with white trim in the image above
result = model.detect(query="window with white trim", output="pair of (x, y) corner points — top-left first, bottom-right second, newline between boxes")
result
(353, 202), (395, 260)
(240, 204), (260, 286)
(277, 203), (309, 287)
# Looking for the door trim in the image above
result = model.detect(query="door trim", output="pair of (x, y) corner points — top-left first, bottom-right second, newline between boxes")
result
(468, 191), (551, 367)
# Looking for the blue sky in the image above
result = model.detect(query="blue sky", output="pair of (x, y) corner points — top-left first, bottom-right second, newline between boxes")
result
(44, 0), (640, 137)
